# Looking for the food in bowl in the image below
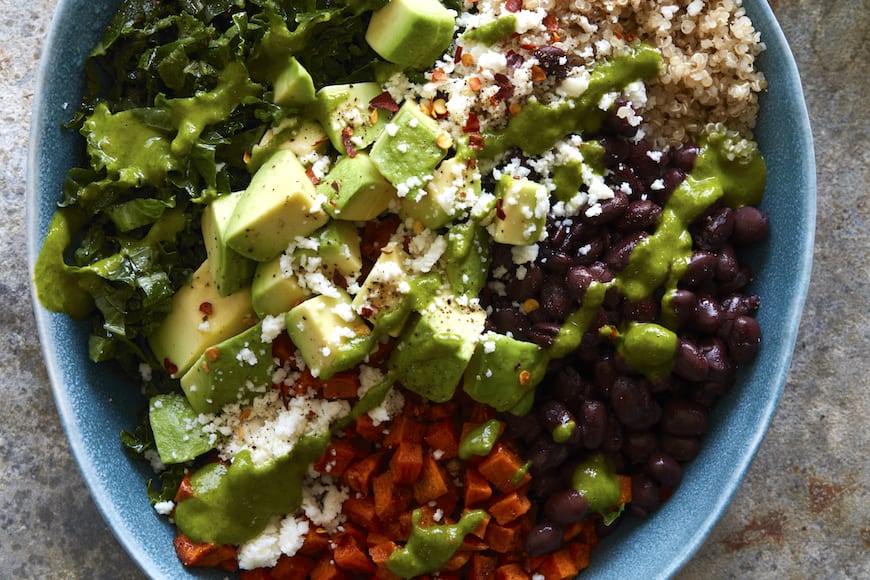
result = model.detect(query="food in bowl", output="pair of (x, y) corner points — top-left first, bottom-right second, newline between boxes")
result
(33, 0), (771, 577)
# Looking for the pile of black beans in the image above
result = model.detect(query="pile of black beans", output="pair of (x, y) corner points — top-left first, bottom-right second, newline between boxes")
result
(477, 100), (770, 557)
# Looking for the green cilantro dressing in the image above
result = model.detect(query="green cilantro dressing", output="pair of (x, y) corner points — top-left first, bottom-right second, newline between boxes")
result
(570, 453), (622, 523)
(458, 418), (502, 460)
(461, 15), (517, 46)
(552, 420), (577, 444)
(615, 322), (678, 381)
(386, 508), (487, 578)
(173, 434), (329, 544)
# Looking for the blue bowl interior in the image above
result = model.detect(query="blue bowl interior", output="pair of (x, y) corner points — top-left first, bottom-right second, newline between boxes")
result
(26, 1), (815, 578)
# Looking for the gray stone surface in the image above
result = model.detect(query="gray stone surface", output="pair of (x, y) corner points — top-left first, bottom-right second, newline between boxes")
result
(0, 0), (866, 578)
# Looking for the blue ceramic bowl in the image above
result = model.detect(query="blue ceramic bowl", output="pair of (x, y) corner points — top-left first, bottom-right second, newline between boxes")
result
(26, 1), (815, 578)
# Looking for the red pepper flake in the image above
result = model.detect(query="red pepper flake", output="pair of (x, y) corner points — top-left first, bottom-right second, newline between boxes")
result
(505, 0), (522, 12)
(520, 42), (537, 51)
(369, 91), (400, 113)
(341, 126), (357, 158)
(491, 73), (514, 104)
(454, 45), (463, 64)
(543, 14), (558, 32)
(163, 358), (179, 375)
(468, 133), (485, 151)
(463, 112), (481, 134)
(331, 181), (340, 192)
(360, 306), (375, 318)
(531, 64), (548, 82)
(496, 198), (507, 220)
(199, 302), (213, 316)
(305, 166), (321, 185)
(505, 50), (525, 69)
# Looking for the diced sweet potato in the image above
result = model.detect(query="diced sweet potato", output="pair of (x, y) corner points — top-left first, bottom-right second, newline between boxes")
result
(413, 454), (450, 503)
(313, 438), (357, 476)
(355, 413), (386, 442)
(343, 496), (380, 531)
(485, 522), (523, 554)
(424, 419), (460, 459)
(383, 415), (425, 448)
(477, 444), (531, 493)
(173, 534), (237, 569)
(568, 541), (592, 571)
(334, 534), (376, 574)
(426, 400), (457, 420)
(535, 547), (579, 580)
(311, 557), (350, 580)
(494, 562), (530, 580)
(369, 540), (398, 566)
(269, 554), (316, 580)
(299, 526), (330, 557)
(618, 474), (632, 505)
(344, 451), (385, 494)
(322, 371), (362, 399)
(389, 440), (424, 484)
(469, 553), (498, 580)
(174, 473), (194, 503)
(444, 550), (472, 571)
(464, 468), (493, 507)
(488, 491), (531, 525)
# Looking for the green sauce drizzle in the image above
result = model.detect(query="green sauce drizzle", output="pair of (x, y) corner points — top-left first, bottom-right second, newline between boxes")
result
(458, 418), (502, 460)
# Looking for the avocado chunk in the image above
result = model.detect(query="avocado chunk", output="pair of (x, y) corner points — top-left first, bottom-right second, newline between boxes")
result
(149, 393), (215, 464)
(463, 332), (546, 415)
(202, 191), (256, 297)
(286, 290), (374, 378)
(149, 260), (255, 377)
(400, 157), (481, 229)
(318, 152), (397, 221)
(315, 82), (391, 155)
(226, 149), (329, 262)
(272, 57), (316, 107)
(389, 296), (486, 403)
(295, 221), (363, 281)
(251, 254), (310, 318)
(180, 322), (275, 414)
(370, 100), (450, 190)
(352, 241), (415, 336)
(247, 119), (330, 174)
(488, 174), (549, 245)
(366, 0), (456, 69)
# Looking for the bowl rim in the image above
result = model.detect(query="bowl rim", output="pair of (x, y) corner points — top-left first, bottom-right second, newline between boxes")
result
(26, 0), (816, 577)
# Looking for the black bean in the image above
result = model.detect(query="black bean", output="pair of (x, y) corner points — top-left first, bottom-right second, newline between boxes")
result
(695, 206), (735, 250)
(727, 315), (762, 363)
(692, 295), (721, 334)
(721, 294), (760, 319)
(648, 452), (683, 487)
(594, 356), (618, 394)
(525, 521), (564, 557)
(531, 472), (565, 497)
(551, 366), (586, 403)
(490, 308), (530, 338)
(661, 399), (708, 436)
(717, 265), (752, 295)
(539, 400), (577, 436)
(610, 376), (661, 430)
(527, 322), (562, 347)
(622, 430), (659, 464)
(588, 261), (615, 283)
(503, 412), (543, 443)
(533, 45), (570, 79)
(506, 264), (544, 300)
(700, 338), (735, 381)
(668, 289), (697, 328)
(660, 434), (702, 462)
(490, 243), (513, 271)
(602, 98), (638, 138)
(609, 165), (644, 198)
(588, 190), (629, 225)
(716, 245), (739, 281)
(528, 436), (570, 471)
(673, 338), (709, 382)
(629, 140), (661, 184)
(605, 231), (647, 271)
(600, 137), (631, 168)
(616, 200), (662, 232)
(656, 167), (685, 202)
(692, 378), (732, 408)
(540, 283), (572, 320)
(630, 474), (662, 515)
(670, 143), (700, 173)
(579, 400), (607, 449)
(601, 417), (623, 454)
(682, 251), (719, 288)
(623, 297), (659, 322)
(565, 265), (594, 300)
(732, 206), (769, 245)
(544, 489), (590, 525)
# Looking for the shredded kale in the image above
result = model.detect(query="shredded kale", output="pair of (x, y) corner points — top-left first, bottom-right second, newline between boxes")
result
(36, 0), (394, 374)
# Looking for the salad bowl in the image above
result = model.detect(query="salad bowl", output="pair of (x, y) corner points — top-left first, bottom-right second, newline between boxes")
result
(27, 0), (815, 577)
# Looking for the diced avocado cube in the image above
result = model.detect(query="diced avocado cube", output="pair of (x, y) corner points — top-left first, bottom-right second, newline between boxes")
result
(149, 260), (255, 378)
(318, 153), (397, 221)
(251, 254), (310, 318)
(400, 157), (480, 229)
(389, 297), (486, 403)
(315, 82), (391, 155)
(247, 119), (330, 174)
(149, 393), (214, 464)
(366, 0), (456, 69)
(226, 149), (329, 262)
(370, 100), (450, 190)
(488, 174), (550, 245)
(181, 323), (275, 414)
(272, 57), (316, 107)
(296, 221), (363, 281)
(202, 191), (256, 297)
(352, 241), (414, 336)
(463, 332), (546, 415)
(286, 290), (374, 379)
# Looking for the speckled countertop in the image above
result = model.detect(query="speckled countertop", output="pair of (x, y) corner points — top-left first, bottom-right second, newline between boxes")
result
(1, 0), (867, 578)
